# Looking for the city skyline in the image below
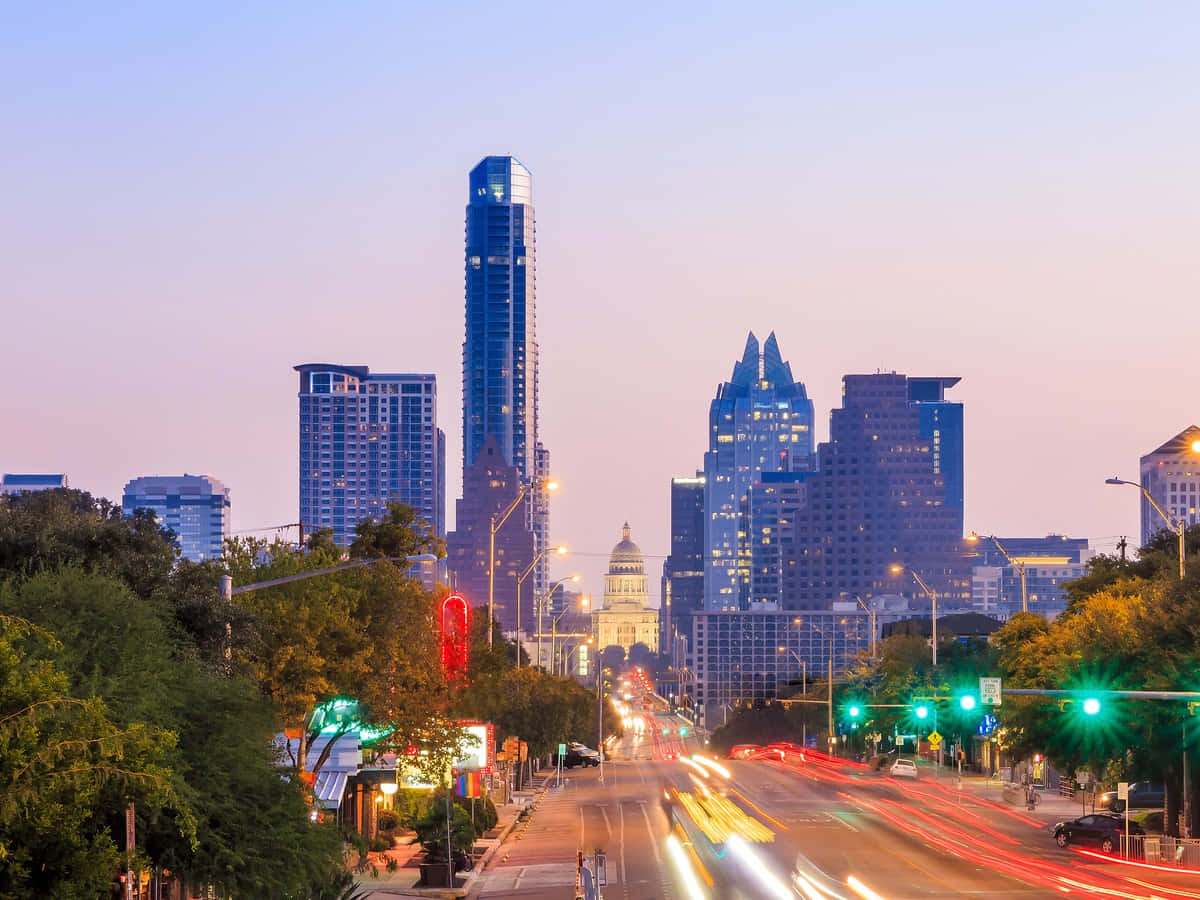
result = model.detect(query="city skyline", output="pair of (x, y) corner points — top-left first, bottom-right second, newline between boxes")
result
(4, 4), (1198, 603)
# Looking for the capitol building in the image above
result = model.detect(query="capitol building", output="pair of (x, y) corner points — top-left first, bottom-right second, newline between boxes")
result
(592, 523), (659, 656)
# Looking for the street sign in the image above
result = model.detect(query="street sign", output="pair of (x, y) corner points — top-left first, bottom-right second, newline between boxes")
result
(558, 743), (567, 756)
(927, 731), (943, 748)
(595, 850), (607, 886)
(980, 677), (1002, 706)
(1118, 782), (1129, 801)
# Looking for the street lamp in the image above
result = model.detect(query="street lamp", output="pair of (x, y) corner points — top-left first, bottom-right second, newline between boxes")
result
(489, 478), (558, 648)
(777, 646), (806, 695)
(890, 564), (939, 667)
(516, 545), (567, 669)
(966, 533), (1028, 614)
(840, 593), (877, 658)
(544, 578), (583, 673)
(1106, 477), (1186, 581)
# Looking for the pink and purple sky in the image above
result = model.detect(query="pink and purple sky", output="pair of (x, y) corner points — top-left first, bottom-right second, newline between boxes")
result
(4, 3), (1197, 602)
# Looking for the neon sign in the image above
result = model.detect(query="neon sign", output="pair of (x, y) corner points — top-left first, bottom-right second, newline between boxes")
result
(440, 593), (470, 682)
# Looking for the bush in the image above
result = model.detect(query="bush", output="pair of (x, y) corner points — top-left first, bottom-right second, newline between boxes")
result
(413, 790), (477, 862)
(386, 857), (399, 873)
(368, 835), (393, 852)
(345, 829), (369, 861)
(377, 809), (400, 833)
(454, 793), (498, 833)
(394, 788), (427, 830)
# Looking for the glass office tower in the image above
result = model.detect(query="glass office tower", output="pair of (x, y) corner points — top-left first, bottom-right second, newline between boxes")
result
(462, 157), (550, 595)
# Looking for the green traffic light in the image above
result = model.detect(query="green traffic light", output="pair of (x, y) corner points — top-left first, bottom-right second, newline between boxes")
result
(849, 705), (861, 718)
(678, 727), (690, 737)
(960, 695), (977, 712)
(1083, 698), (1101, 715)
(915, 704), (930, 720)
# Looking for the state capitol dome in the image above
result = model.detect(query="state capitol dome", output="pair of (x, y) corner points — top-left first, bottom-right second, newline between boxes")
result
(608, 522), (645, 575)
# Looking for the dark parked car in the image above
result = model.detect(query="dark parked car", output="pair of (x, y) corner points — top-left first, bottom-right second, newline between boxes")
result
(1053, 814), (1144, 853)
(553, 748), (599, 768)
(1097, 781), (1165, 814)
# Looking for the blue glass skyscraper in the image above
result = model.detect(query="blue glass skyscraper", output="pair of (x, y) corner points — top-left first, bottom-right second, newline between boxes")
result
(462, 157), (550, 594)
(703, 332), (815, 610)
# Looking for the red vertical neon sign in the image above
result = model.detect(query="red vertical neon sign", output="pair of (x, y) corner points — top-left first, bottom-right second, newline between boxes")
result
(440, 593), (470, 682)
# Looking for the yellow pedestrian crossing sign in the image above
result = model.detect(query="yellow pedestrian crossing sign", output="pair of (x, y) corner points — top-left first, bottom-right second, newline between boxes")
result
(927, 731), (943, 748)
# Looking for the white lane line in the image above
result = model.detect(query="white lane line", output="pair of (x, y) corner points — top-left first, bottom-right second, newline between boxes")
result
(601, 806), (613, 836)
(513, 866), (527, 889)
(619, 796), (628, 884)
(638, 801), (663, 868)
(579, 805), (585, 847)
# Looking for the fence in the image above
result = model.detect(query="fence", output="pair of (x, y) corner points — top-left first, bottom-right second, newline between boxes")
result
(1122, 835), (1200, 866)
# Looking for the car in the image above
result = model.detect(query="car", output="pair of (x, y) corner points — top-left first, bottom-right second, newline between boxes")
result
(1097, 781), (1164, 814)
(889, 759), (919, 779)
(553, 748), (600, 768)
(1053, 813), (1144, 853)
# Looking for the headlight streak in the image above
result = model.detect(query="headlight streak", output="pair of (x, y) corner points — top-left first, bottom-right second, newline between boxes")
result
(666, 833), (708, 900)
(846, 875), (887, 899)
(726, 834), (793, 899)
(691, 754), (732, 778)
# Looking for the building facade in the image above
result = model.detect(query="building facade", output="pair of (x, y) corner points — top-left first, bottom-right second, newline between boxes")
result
(969, 535), (1092, 620)
(462, 156), (551, 597)
(743, 471), (813, 609)
(692, 608), (870, 729)
(661, 474), (705, 667)
(1139, 426), (1200, 547)
(703, 332), (815, 610)
(296, 364), (444, 547)
(445, 435), (535, 633)
(122, 474), (231, 562)
(786, 373), (969, 610)
(594, 523), (659, 657)
(0, 473), (69, 495)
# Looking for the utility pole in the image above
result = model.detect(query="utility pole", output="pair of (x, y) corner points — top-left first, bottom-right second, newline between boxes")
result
(827, 641), (834, 757)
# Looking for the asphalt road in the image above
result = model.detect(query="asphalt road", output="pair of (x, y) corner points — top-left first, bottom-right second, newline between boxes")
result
(471, 713), (1200, 899)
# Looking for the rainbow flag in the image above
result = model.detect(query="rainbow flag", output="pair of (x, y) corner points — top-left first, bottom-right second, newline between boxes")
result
(455, 771), (483, 798)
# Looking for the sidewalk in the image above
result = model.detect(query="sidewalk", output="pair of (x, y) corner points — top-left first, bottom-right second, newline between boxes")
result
(943, 770), (1093, 822)
(357, 774), (554, 900)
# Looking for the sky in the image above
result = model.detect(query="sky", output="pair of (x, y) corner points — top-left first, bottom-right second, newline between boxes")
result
(3, 2), (1198, 605)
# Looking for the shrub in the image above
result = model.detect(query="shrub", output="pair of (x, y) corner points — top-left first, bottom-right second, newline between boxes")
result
(454, 793), (498, 833)
(413, 790), (476, 862)
(368, 836), (392, 852)
(386, 857), (399, 872)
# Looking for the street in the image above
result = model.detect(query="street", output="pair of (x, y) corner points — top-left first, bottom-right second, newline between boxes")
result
(471, 712), (1200, 899)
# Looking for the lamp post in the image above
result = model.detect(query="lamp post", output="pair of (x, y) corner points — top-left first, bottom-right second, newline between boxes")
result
(890, 564), (939, 667)
(841, 593), (877, 658)
(1106, 477), (1186, 581)
(489, 478), (558, 649)
(966, 533), (1028, 614)
(516, 545), (567, 668)
(545, 579), (583, 674)
(777, 646), (806, 695)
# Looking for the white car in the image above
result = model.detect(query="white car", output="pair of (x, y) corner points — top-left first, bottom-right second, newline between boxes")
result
(889, 759), (919, 779)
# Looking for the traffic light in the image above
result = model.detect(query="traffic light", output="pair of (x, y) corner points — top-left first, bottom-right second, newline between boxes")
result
(914, 703), (930, 721)
(1082, 697), (1101, 716)
(678, 726), (690, 737)
(848, 705), (862, 719)
(955, 691), (978, 712)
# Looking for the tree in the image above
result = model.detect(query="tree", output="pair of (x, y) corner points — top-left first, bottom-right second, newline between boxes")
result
(348, 502), (444, 561)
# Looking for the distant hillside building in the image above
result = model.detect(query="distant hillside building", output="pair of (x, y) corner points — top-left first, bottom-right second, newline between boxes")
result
(122, 474), (231, 562)
(0, 473), (69, 495)
(594, 523), (659, 657)
(1138, 425), (1200, 547)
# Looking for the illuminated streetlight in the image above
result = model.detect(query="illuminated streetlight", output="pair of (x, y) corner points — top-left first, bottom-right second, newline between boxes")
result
(520, 544), (568, 669)
(890, 564), (940, 667)
(489, 478), (559, 647)
(1106, 477), (1185, 581)
(967, 532), (1028, 614)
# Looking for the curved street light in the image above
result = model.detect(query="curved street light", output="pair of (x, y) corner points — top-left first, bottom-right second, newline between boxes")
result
(1106, 477), (1185, 581)
(489, 478), (558, 647)
(890, 564), (939, 667)
(966, 532), (1028, 614)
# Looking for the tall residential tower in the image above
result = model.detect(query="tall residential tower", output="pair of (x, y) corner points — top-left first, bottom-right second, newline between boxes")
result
(295, 364), (444, 547)
(461, 156), (550, 596)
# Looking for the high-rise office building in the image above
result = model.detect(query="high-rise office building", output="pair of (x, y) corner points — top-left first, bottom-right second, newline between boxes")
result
(295, 364), (445, 547)
(461, 156), (550, 595)
(122, 474), (230, 562)
(1138, 425), (1200, 547)
(0, 473), (69, 495)
(445, 435), (535, 632)
(661, 474), (705, 666)
(703, 332), (814, 610)
(786, 373), (968, 609)
(743, 471), (813, 608)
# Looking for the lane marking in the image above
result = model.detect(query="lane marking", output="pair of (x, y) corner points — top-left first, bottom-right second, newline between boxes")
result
(601, 806), (613, 836)
(619, 795), (628, 883)
(512, 866), (527, 889)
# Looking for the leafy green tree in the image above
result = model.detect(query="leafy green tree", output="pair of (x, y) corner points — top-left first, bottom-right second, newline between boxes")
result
(348, 502), (444, 561)
(0, 489), (177, 600)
